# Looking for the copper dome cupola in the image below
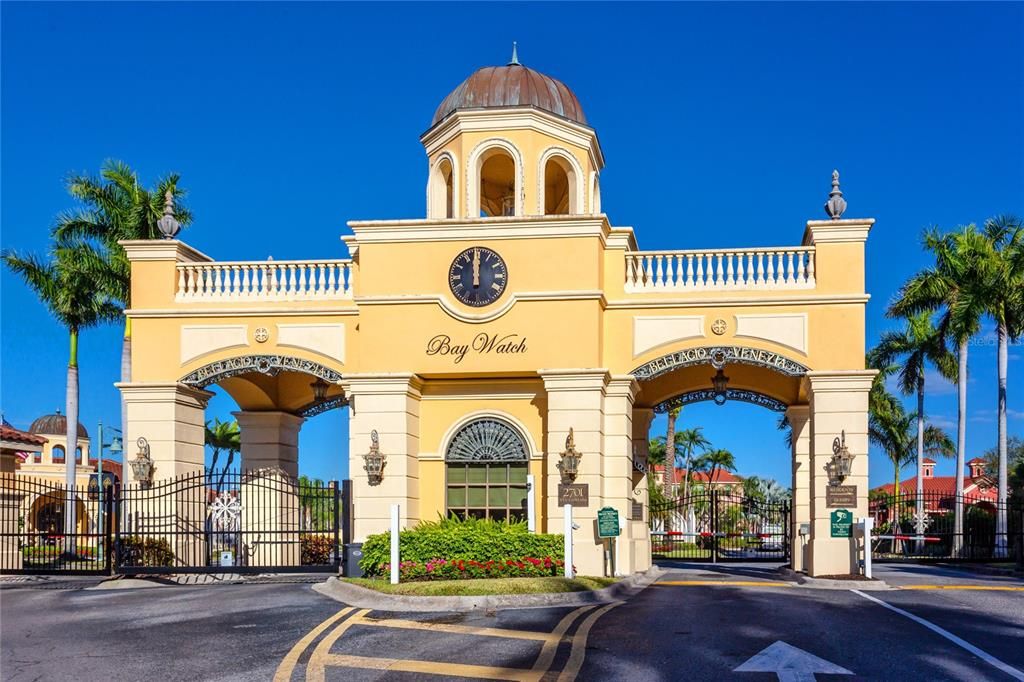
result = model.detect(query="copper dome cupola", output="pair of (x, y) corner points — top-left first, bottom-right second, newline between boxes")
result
(431, 48), (587, 128)
(29, 410), (88, 438)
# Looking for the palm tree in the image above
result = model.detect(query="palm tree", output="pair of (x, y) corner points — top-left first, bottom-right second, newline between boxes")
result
(868, 379), (955, 552)
(205, 418), (241, 473)
(661, 407), (680, 496)
(693, 448), (737, 488)
(869, 311), (956, 545)
(677, 427), (711, 503)
(4, 244), (121, 548)
(52, 161), (192, 441)
(979, 216), (1023, 555)
(889, 225), (989, 554)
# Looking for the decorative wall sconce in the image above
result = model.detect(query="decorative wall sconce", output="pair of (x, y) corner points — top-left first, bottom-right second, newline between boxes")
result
(711, 368), (730, 405)
(363, 430), (386, 486)
(130, 437), (154, 488)
(828, 430), (855, 483)
(557, 428), (582, 483)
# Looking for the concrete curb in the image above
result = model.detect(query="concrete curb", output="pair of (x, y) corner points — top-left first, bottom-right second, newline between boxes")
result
(312, 566), (665, 612)
(777, 566), (892, 591)
(934, 563), (1024, 578)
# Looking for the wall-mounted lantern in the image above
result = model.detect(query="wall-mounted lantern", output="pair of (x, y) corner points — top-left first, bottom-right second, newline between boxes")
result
(828, 430), (855, 483)
(130, 437), (154, 488)
(363, 430), (386, 486)
(711, 368), (730, 405)
(557, 428), (582, 483)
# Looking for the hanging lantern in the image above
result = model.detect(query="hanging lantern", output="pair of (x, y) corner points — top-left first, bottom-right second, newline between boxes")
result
(130, 437), (154, 488)
(557, 428), (582, 483)
(310, 377), (329, 402)
(711, 368), (730, 405)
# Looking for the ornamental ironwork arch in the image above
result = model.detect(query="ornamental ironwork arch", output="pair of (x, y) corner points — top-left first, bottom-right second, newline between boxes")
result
(180, 355), (348, 416)
(631, 345), (808, 382)
(654, 389), (787, 414)
(445, 418), (528, 463)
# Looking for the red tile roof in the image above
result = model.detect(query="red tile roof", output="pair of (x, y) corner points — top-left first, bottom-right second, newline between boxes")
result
(87, 459), (123, 481)
(874, 476), (998, 501)
(650, 465), (741, 484)
(1, 424), (48, 447)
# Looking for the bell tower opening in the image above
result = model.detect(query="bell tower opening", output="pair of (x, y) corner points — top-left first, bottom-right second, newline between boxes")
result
(543, 156), (574, 215)
(429, 156), (455, 219)
(479, 148), (516, 217)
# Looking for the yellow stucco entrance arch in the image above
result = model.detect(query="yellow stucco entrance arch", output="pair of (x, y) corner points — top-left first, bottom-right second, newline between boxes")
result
(118, 56), (875, 577)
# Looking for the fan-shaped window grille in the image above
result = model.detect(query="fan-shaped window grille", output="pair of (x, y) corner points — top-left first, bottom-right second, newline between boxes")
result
(445, 419), (528, 462)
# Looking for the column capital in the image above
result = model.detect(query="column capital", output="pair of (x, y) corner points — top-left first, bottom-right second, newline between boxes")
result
(805, 370), (877, 393)
(801, 219), (874, 246)
(785, 403), (810, 421)
(605, 374), (640, 400)
(233, 410), (305, 429)
(115, 381), (215, 408)
(539, 368), (610, 392)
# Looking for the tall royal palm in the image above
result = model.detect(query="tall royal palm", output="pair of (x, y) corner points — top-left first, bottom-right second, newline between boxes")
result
(4, 245), (120, 545)
(889, 226), (988, 553)
(661, 406), (680, 496)
(868, 311), (956, 544)
(979, 215), (1024, 555)
(52, 161), (192, 442)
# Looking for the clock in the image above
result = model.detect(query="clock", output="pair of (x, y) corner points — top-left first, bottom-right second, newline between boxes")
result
(448, 246), (508, 307)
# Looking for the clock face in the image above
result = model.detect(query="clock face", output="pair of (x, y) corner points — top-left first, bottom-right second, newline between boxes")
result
(448, 246), (508, 307)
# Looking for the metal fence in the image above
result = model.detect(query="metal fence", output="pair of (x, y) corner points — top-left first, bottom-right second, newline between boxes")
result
(1, 470), (345, 575)
(650, 491), (790, 563)
(869, 491), (1024, 562)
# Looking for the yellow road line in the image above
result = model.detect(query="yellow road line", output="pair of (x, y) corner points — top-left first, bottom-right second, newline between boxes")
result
(556, 601), (622, 682)
(317, 653), (542, 681)
(657, 580), (792, 587)
(900, 585), (1024, 591)
(305, 608), (371, 682)
(272, 606), (353, 682)
(530, 606), (596, 674)
(360, 615), (562, 642)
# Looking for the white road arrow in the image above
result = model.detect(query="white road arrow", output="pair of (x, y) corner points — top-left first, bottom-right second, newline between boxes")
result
(734, 641), (853, 682)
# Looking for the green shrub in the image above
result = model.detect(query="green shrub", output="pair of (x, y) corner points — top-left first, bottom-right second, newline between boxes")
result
(360, 516), (563, 577)
(301, 534), (335, 565)
(390, 556), (565, 581)
(119, 536), (175, 567)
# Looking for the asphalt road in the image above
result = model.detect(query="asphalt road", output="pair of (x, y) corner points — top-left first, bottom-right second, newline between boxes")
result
(1, 564), (1021, 681)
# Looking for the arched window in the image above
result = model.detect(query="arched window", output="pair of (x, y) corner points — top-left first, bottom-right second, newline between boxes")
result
(76, 447), (83, 465)
(52, 445), (66, 463)
(445, 418), (529, 521)
(429, 156), (456, 219)
(478, 148), (517, 217)
(590, 172), (602, 213)
(544, 158), (572, 215)
(33, 450), (41, 464)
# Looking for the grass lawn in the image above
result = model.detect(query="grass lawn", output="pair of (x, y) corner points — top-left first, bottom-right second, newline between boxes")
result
(343, 576), (619, 596)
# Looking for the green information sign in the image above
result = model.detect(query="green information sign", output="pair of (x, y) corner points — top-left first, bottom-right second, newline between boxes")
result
(597, 507), (620, 538)
(830, 508), (853, 538)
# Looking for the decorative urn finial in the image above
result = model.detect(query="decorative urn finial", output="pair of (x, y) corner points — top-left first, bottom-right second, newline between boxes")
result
(824, 170), (847, 220)
(508, 41), (520, 66)
(157, 189), (181, 239)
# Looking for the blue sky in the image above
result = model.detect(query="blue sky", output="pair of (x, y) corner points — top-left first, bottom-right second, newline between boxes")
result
(2, 2), (1022, 489)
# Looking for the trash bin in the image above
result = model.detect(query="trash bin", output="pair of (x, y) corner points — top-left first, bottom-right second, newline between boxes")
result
(343, 543), (364, 578)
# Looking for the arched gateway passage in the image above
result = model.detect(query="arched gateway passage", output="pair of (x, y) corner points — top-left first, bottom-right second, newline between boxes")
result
(631, 346), (810, 567)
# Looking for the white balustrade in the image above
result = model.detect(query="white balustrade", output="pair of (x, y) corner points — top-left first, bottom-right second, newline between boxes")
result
(624, 247), (815, 292)
(175, 259), (354, 301)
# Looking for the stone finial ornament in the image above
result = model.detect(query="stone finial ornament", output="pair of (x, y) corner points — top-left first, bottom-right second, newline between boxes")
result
(508, 41), (520, 66)
(824, 170), (847, 220)
(157, 189), (181, 239)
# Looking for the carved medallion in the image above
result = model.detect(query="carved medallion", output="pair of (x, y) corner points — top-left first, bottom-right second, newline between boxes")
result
(254, 327), (270, 343)
(711, 318), (727, 336)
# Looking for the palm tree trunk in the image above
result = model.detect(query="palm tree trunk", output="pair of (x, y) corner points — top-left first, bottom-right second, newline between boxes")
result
(662, 413), (676, 497)
(915, 374), (925, 553)
(953, 339), (968, 557)
(892, 462), (901, 555)
(681, 446), (693, 502)
(995, 323), (1009, 557)
(64, 330), (79, 555)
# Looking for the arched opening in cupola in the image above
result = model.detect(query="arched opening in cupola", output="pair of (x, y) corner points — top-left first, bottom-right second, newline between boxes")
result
(544, 156), (575, 215)
(429, 156), (455, 219)
(479, 149), (517, 217)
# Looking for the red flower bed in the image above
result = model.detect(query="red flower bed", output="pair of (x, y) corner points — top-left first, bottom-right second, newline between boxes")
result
(384, 556), (567, 581)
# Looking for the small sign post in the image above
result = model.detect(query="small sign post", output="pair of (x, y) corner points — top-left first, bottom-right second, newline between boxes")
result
(597, 507), (620, 578)
(830, 508), (853, 538)
(558, 483), (589, 507)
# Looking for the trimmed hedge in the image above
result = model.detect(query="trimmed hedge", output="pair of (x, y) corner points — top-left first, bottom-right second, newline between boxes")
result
(360, 516), (563, 577)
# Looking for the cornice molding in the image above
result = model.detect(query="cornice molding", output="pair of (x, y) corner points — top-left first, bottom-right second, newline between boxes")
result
(346, 215), (613, 244)
(604, 294), (871, 309)
(119, 240), (212, 263)
(802, 219), (874, 246)
(354, 290), (603, 324)
(125, 307), (359, 319)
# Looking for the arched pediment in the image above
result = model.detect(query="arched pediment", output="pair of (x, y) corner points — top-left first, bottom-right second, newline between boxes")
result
(631, 345), (808, 381)
(180, 354), (342, 388)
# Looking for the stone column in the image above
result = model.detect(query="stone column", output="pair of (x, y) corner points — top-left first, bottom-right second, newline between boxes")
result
(806, 371), (874, 576)
(117, 382), (213, 484)
(786, 404), (811, 573)
(603, 376), (650, 574)
(541, 369), (608, 577)
(233, 411), (304, 567)
(234, 411), (304, 477)
(340, 374), (422, 542)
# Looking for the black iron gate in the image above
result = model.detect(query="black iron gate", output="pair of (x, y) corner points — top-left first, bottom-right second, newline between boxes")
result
(1, 471), (348, 575)
(650, 490), (790, 562)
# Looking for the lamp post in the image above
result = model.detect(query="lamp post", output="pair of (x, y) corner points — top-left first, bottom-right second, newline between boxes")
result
(95, 421), (122, 563)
